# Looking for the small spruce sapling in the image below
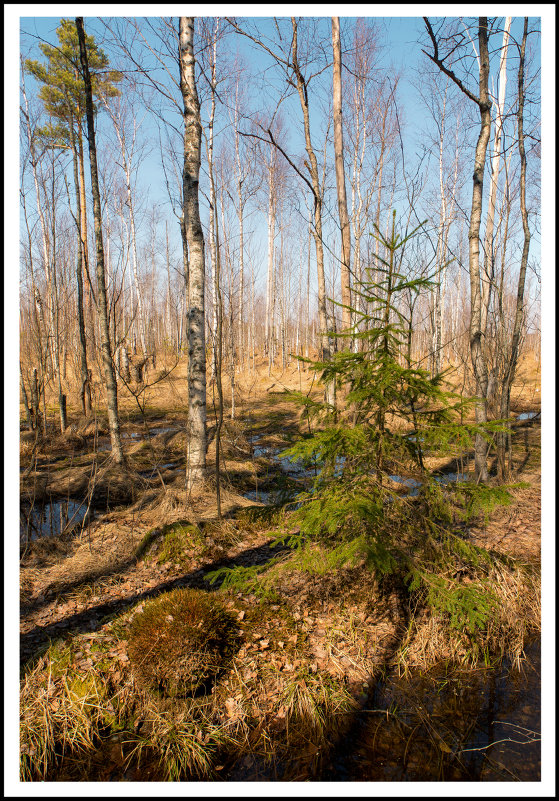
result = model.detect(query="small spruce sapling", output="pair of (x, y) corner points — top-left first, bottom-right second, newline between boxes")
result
(273, 214), (509, 637)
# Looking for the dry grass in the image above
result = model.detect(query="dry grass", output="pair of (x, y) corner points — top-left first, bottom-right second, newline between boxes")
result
(19, 350), (542, 781)
(394, 559), (540, 674)
(20, 640), (112, 781)
(20, 589), (359, 782)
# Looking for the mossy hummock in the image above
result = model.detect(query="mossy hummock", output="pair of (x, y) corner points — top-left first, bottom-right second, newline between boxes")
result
(128, 588), (238, 698)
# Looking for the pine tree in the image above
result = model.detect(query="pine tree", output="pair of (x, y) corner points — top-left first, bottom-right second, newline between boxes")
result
(25, 20), (121, 415)
(25, 19), (121, 131)
(283, 213), (485, 502)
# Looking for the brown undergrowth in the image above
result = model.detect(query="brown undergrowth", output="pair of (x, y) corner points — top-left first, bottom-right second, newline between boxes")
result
(19, 356), (541, 781)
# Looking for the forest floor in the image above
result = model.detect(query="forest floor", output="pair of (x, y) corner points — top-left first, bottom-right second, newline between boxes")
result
(18, 354), (542, 781)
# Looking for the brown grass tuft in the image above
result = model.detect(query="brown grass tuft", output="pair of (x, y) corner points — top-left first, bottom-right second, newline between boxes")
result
(128, 588), (238, 698)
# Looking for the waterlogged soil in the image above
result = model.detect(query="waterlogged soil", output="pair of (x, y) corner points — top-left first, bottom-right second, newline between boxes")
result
(324, 640), (541, 782)
(19, 392), (541, 784)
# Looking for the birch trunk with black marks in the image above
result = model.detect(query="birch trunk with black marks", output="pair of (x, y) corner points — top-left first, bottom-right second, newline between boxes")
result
(468, 20), (492, 482)
(424, 16), (492, 481)
(179, 16), (207, 492)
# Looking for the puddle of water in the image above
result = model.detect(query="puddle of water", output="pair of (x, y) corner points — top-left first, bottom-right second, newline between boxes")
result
(434, 472), (470, 485)
(20, 499), (92, 542)
(389, 473), (471, 497)
(325, 640), (540, 782)
(243, 489), (275, 504)
(253, 444), (273, 458)
(148, 427), (179, 436)
(517, 411), (540, 421)
(275, 455), (317, 477)
(137, 463), (179, 478)
(389, 475), (423, 496)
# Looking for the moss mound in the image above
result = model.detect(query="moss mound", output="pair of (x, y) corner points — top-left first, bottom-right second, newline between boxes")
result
(128, 588), (237, 698)
(156, 521), (204, 565)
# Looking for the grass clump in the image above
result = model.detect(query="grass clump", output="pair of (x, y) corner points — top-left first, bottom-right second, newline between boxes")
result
(128, 588), (238, 698)
(126, 702), (235, 781)
(20, 639), (113, 781)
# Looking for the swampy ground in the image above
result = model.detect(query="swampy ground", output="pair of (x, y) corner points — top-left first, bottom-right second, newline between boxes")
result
(17, 354), (542, 783)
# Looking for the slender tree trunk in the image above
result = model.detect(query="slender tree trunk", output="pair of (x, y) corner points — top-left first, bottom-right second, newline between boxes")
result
(76, 127), (97, 355)
(332, 17), (352, 335)
(123, 151), (147, 359)
(497, 18), (531, 480)
(76, 16), (124, 464)
(481, 17), (511, 340)
(234, 90), (245, 361)
(179, 16), (207, 492)
(206, 23), (219, 383)
(265, 148), (276, 366)
(291, 19), (333, 403)
(468, 19), (492, 482)
(31, 367), (40, 430)
(20, 365), (34, 431)
(213, 183), (225, 519)
(424, 16), (493, 481)
(69, 112), (92, 414)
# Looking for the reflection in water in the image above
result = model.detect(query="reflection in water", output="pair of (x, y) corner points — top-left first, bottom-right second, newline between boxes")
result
(325, 641), (540, 782)
(20, 499), (91, 542)
(243, 489), (275, 504)
(137, 463), (179, 478)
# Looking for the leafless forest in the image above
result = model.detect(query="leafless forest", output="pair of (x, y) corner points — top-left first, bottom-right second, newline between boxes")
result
(16, 15), (543, 785)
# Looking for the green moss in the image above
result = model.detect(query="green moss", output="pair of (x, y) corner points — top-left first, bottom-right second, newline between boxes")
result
(135, 528), (161, 559)
(44, 640), (74, 677)
(156, 521), (205, 565)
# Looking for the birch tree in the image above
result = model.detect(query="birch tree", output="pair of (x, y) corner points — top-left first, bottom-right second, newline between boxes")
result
(496, 18), (533, 478)
(424, 16), (493, 481)
(179, 16), (207, 491)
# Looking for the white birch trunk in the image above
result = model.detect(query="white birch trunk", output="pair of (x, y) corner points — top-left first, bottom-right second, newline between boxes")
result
(179, 16), (207, 491)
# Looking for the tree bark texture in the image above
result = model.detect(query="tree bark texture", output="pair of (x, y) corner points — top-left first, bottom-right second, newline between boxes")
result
(179, 16), (207, 492)
(497, 18), (531, 479)
(468, 19), (492, 482)
(69, 113), (92, 414)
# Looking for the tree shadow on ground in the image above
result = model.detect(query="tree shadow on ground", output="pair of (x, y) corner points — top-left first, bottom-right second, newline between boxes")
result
(20, 537), (291, 668)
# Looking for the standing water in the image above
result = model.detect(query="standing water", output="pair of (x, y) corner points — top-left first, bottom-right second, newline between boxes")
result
(325, 640), (540, 782)
(20, 498), (91, 543)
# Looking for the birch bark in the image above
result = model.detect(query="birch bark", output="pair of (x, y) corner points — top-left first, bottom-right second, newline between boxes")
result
(179, 16), (207, 491)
